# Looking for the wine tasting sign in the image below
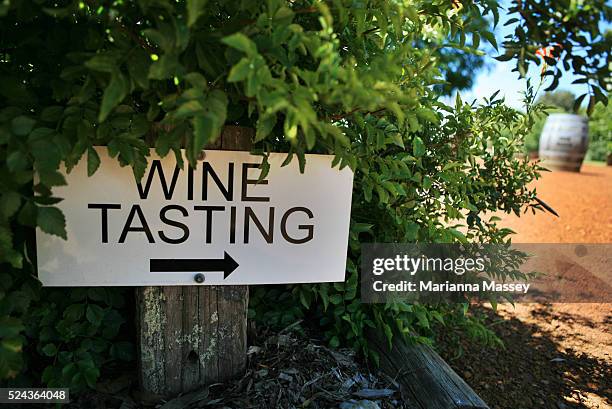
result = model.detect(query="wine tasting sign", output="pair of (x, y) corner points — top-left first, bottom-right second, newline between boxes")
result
(36, 148), (354, 286)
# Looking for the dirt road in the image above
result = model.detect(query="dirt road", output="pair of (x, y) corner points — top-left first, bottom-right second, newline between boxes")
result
(503, 164), (611, 244)
(441, 164), (612, 409)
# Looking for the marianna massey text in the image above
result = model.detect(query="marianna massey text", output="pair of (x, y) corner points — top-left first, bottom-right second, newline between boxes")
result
(372, 280), (531, 294)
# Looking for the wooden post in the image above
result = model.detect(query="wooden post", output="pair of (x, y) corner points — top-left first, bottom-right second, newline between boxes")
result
(136, 126), (252, 397)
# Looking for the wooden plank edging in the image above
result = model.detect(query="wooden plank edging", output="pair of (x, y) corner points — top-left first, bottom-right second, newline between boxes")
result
(368, 331), (490, 409)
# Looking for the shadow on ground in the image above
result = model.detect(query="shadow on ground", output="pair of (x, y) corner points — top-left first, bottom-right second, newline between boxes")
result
(437, 304), (611, 409)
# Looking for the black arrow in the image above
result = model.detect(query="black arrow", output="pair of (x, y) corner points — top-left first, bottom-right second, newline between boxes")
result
(150, 252), (239, 280)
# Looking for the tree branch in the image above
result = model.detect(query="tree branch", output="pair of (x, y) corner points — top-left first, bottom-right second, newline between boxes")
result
(330, 107), (387, 121)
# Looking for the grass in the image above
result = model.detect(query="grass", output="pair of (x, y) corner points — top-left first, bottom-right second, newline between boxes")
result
(582, 159), (607, 167)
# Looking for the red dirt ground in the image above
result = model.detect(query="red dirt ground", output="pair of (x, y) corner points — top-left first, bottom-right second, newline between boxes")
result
(440, 164), (612, 409)
(503, 164), (612, 244)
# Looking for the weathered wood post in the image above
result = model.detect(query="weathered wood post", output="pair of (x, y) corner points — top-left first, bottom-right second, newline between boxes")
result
(136, 126), (252, 397)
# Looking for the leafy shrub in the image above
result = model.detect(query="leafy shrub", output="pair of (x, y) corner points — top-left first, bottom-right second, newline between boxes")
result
(585, 98), (612, 162)
(537, 91), (577, 114)
(252, 91), (546, 360)
(0, 0), (609, 391)
(31, 288), (134, 391)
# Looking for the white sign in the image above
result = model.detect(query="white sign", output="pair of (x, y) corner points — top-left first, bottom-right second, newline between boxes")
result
(36, 148), (354, 286)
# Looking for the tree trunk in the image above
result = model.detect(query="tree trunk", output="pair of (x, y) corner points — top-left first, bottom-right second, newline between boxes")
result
(136, 126), (253, 397)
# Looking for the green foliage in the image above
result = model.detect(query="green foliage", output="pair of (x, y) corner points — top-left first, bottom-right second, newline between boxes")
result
(585, 98), (612, 162)
(434, 11), (492, 96)
(537, 90), (577, 114)
(32, 288), (134, 392)
(523, 108), (561, 154)
(497, 0), (611, 112)
(251, 89), (546, 360)
(0, 0), (608, 392)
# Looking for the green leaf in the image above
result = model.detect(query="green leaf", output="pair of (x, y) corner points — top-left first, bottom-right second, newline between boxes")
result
(383, 323), (393, 343)
(187, 0), (208, 27)
(85, 53), (119, 73)
(319, 286), (329, 311)
(126, 50), (151, 90)
(87, 147), (101, 177)
(2, 337), (23, 353)
(0, 192), (21, 218)
(449, 228), (468, 243)
(587, 95), (595, 116)
(38, 170), (67, 187)
(415, 310), (429, 328)
(494, 53), (513, 62)
(274, 6), (294, 22)
(222, 33), (257, 57)
(0, 338), (24, 378)
(61, 362), (77, 379)
(368, 349), (380, 367)
(375, 185), (389, 203)
(472, 33), (480, 49)
(41, 343), (57, 357)
(40, 106), (64, 122)
(0, 225), (13, 250)
(148, 53), (180, 80)
(329, 336), (340, 348)
(592, 86), (607, 106)
(481, 31), (498, 50)
(573, 93), (587, 113)
(431, 311), (445, 325)
(412, 136), (425, 157)
(352, 223), (373, 233)
(82, 366), (100, 388)
(416, 108), (439, 124)
(0, 317), (24, 338)
(42, 366), (61, 385)
(184, 72), (208, 89)
(192, 115), (216, 156)
(17, 201), (37, 226)
(391, 133), (404, 148)
(37, 206), (67, 239)
(227, 58), (251, 82)
(64, 303), (85, 320)
(176, 100), (204, 118)
(99, 72), (129, 122)
(11, 116), (36, 136)
(29, 129), (61, 172)
(0, 107), (22, 122)
(324, 124), (350, 147)
(0, 2), (10, 17)
(86, 304), (105, 325)
(101, 310), (124, 338)
(299, 290), (310, 308)
(255, 114), (277, 142)
(190, 90), (227, 160)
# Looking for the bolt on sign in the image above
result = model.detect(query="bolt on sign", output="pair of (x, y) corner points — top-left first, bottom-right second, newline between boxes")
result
(36, 148), (354, 286)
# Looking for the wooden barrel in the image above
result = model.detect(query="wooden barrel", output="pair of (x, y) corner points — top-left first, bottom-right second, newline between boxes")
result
(538, 113), (589, 172)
